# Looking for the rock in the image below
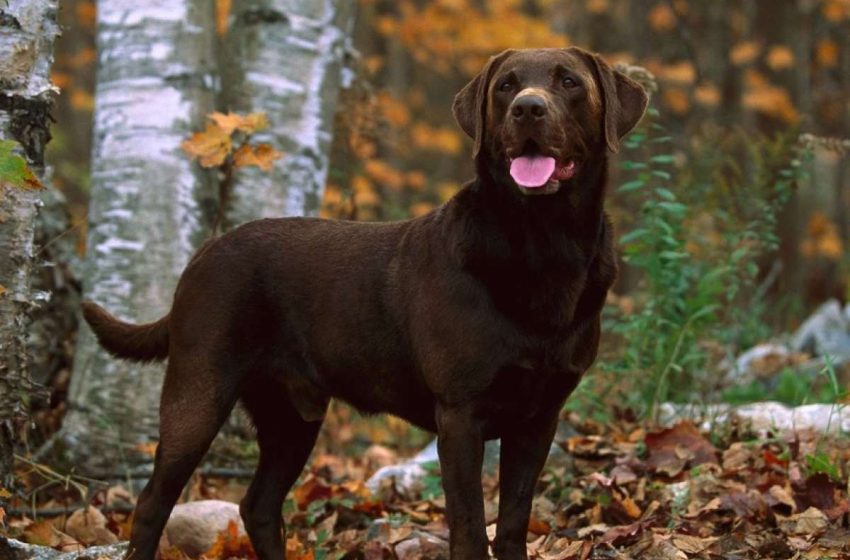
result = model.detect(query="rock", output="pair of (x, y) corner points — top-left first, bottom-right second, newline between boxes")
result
(0, 538), (127, 560)
(366, 424), (573, 499)
(791, 299), (850, 359)
(730, 343), (796, 384)
(163, 500), (245, 557)
(659, 401), (850, 435)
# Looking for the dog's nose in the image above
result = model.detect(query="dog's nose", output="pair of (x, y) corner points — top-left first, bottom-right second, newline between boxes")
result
(511, 95), (547, 121)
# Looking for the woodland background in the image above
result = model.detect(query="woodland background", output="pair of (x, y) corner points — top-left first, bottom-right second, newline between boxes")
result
(1, 0), (850, 558)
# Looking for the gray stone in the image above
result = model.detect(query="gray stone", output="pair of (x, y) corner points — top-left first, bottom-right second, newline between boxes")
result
(366, 423), (575, 498)
(164, 500), (245, 557)
(791, 300), (850, 359)
(659, 401), (850, 435)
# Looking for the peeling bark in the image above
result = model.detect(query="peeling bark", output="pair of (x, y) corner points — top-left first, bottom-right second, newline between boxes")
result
(222, 0), (355, 224)
(0, 0), (59, 484)
(63, 0), (218, 473)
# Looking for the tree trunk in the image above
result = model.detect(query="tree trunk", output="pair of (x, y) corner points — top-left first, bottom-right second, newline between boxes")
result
(63, 0), (218, 473)
(0, 0), (59, 484)
(221, 0), (355, 224)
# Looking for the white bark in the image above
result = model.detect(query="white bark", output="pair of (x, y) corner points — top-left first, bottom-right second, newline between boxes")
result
(222, 0), (355, 223)
(0, 0), (59, 482)
(64, 0), (217, 472)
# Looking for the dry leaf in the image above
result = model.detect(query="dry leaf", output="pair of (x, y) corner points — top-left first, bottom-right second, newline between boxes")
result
(181, 123), (232, 168)
(232, 143), (283, 171)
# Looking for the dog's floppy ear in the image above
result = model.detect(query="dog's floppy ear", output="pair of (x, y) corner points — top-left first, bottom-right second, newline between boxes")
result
(577, 49), (648, 153)
(453, 50), (516, 159)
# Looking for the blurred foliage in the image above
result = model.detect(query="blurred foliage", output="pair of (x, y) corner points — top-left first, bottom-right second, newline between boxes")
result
(44, 0), (850, 428)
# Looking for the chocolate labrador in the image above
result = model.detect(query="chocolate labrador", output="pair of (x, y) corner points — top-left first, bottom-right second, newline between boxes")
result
(83, 47), (647, 560)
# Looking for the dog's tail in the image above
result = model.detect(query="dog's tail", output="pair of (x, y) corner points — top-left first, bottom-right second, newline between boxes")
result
(82, 301), (170, 362)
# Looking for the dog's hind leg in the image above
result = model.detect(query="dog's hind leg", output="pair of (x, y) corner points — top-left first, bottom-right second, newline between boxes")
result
(239, 375), (326, 560)
(127, 354), (240, 560)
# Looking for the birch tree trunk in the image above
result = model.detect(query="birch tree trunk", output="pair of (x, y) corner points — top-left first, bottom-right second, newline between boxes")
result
(0, 0), (59, 484)
(222, 0), (355, 224)
(63, 1), (218, 473)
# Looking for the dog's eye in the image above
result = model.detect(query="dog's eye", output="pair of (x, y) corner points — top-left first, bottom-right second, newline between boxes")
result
(562, 76), (579, 89)
(498, 80), (513, 92)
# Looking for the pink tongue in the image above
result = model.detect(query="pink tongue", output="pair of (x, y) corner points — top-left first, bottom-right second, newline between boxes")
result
(509, 156), (556, 188)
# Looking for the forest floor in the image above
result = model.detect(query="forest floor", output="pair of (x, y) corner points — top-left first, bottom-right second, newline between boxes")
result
(3, 411), (850, 560)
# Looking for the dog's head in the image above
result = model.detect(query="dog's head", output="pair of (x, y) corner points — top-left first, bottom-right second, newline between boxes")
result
(453, 48), (648, 195)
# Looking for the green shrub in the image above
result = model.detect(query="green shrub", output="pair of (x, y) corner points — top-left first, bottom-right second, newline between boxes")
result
(568, 108), (813, 421)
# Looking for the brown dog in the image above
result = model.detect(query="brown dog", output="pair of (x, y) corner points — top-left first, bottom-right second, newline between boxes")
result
(83, 47), (647, 560)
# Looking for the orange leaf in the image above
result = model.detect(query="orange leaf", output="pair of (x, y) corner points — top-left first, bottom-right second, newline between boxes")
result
(204, 520), (255, 560)
(216, 0), (231, 36)
(816, 39), (839, 67)
(237, 112), (270, 134)
(233, 144), (283, 171)
(181, 123), (232, 168)
(292, 476), (334, 510)
(648, 3), (676, 31)
(208, 112), (244, 135)
(730, 41), (761, 66)
(23, 520), (61, 546)
(766, 45), (795, 70)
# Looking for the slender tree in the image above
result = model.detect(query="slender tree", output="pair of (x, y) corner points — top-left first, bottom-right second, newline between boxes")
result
(222, 0), (355, 224)
(63, 0), (218, 472)
(0, 0), (60, 483)
(66, 0), (356, 473)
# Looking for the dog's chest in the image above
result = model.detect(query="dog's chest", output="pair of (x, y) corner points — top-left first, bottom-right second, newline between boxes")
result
(476, 234), (592, 332)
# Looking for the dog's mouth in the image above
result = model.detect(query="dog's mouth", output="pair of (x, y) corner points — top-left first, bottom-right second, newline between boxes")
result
(507, 142), (577, 192)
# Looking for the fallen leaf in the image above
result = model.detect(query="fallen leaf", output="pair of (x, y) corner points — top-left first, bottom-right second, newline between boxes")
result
(644, 422), (718, 477)
(778, 506), (828, 536)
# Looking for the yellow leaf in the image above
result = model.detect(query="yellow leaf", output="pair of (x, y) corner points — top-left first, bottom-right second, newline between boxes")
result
(730, 41), (761, 66)
(658, 61), (696, 85)
(208, 112), (243, 135)
(742, 69), (798, 123)
(352, 175), (380, 206)
(364, 159), (405, 191)
(377, 92), (410, 127)
(0, 285), (6, 298)
(237, 112), (270, 134)
(766, 45), (795, 70)
(181, 123), (232, 168)
(694, 83), (720, 107)
(233, 143), (283, 171)
(406, 170), (427, 191)
(409, 201), (435, 217)
(208, 112), (269, 135)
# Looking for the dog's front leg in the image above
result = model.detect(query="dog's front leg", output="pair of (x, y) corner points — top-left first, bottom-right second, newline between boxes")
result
(492, 410), (560, 560)
(436, 403), (489, 560)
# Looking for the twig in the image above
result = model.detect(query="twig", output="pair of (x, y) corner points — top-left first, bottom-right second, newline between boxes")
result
(4, 502), (136, 518)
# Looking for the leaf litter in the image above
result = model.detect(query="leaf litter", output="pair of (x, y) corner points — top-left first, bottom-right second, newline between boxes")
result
(4, 415), (850, 559)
